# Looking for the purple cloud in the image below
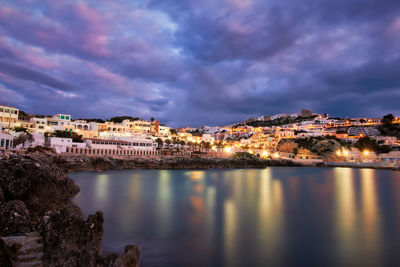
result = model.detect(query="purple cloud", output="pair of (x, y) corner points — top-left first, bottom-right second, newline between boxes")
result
(0, 0), (399, 126)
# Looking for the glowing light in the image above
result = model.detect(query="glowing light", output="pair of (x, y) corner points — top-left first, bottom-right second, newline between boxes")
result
(273, 152), (279, 158)
(248, 149), (254, 154)
(212, 145), (216, 151)
(336, 150), (342, 157)
(343, 150), (349, 156)
(363, 150), (370, 156)
(224, 147), (231, 153)
(262, 151), (269, 157)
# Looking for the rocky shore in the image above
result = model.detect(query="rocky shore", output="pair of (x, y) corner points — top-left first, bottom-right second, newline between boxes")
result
(0, 149), (313, 266)
(2, 148), (397, 266)
(0, 150), (140, 267)
(55, 153), (310, 172)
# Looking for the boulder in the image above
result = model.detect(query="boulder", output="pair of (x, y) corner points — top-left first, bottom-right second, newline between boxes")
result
(42, 210), (104, 266)
(112, 245), (140, 267)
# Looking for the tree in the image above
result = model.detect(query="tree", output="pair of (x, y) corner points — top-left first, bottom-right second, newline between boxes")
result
(170, 129), (177, 135)
(204, 142), (211, 151)
(165, 139), (172, 147)
(53, 130), (72, 138)
(51, 130), (82, 142)
(14, 133), (34, 148)
(155, 138), (163, 148)
(354, 136), (377, 151)
(109, 116), (139, 123)
(18, 110), (32, 121)
(150, 117), (155, 122)
(14, 126), (28, 132)
(382, 114), (395, 124)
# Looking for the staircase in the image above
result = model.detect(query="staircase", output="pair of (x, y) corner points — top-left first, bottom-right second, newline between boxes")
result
(2, 232), (44, 267)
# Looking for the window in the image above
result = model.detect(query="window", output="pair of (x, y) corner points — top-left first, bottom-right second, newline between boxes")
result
(66, 116), (70, 120)
(0, 139), (4, 148)
(61, 115), (65, 119)
(0, 108), (3, 112)
(5, 109), (10, 113)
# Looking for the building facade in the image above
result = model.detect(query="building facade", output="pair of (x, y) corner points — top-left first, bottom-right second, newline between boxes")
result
(0, 105), (19, 129)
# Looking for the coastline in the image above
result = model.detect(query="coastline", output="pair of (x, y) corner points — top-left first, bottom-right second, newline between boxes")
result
(1, 150), (398, 266)
(53, 153), (398, 172)
(0, 150), (140, 267)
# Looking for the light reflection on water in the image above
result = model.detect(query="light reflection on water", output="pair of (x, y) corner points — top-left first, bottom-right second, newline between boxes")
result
(71, 168), (400, 267)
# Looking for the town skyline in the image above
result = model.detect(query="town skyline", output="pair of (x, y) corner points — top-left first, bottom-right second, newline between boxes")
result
(1, 102), (398, 128)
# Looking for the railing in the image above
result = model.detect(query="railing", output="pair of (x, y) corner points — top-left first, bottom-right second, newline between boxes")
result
(65, 147), (161, 158)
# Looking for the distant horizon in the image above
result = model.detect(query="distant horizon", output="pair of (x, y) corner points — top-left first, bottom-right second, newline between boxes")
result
(2, 102), (397, 129)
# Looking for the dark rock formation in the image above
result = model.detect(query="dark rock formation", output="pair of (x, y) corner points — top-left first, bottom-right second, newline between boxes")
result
(55, 153), (307, 172)
(0, 200), (31, 236)
(0, 151), (140, 266)
(113, 245), (141, 267)
(42, 210), (104, 266)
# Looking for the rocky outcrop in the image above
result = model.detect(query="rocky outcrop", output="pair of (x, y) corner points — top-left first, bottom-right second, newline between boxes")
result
(0, 151), (140, 266)
(112, 245), (140, 267)
(42, 210), (104, 266)
(54, 153), (306, 172)
(0, 200), (31, 236)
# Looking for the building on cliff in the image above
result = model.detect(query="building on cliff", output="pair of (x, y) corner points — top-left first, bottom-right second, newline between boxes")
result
(0, 124), (14, 150)
(0, 104), (19, 129)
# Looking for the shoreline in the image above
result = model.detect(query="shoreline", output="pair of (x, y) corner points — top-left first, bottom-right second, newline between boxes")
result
(0, 150), (141, 266)
(54, 154), (399, 172)
(1, 150), (398, 266)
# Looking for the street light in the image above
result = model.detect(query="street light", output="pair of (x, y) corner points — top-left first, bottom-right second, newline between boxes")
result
(363, 150), (369, 156)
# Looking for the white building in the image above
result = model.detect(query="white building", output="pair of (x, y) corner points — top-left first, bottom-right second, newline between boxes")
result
(45, 137), (73, 153)
(30, 117), (51, 134)
(46, 114), (72, 131)
(159, 125), (171, 136)
(0, 105), (19, 129)
(68, 120), (98, 131)
(201, 134), (215, 143)
(0, 125), (14, 150)
(85, 138), (157, 151)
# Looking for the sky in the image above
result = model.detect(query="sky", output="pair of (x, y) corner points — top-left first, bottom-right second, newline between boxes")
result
(0, 0), (399, 127)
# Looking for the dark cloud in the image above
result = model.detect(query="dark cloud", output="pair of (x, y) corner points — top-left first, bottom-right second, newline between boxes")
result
(0, 61), (75, 92)
(0, 0), (399, 126)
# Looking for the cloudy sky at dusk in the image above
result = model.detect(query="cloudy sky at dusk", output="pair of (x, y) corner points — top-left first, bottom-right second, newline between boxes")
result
(0, 0), (399, 126)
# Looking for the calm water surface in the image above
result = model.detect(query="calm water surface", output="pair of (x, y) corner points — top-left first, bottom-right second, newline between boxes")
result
(71, 167), (400, 267)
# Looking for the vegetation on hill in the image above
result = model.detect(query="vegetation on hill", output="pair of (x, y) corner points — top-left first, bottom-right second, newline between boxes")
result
(51, 130), (83, 142)
(354, 136), (391, 154)
(378, 114), (400, 138)
(278, 137), (345, 156)
(235, 115), (319, 128)
(233, 152), (260, 160)
(109, 116), (140, 123)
